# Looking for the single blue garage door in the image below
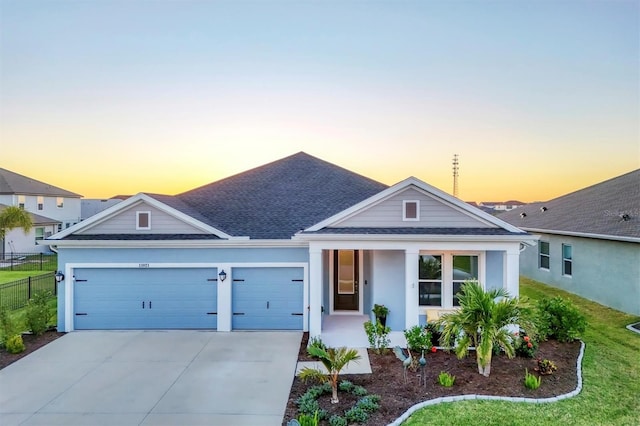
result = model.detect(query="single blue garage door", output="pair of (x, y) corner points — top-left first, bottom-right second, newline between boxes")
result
(232, 267), (304, 330)
(74, 268), (218, 330)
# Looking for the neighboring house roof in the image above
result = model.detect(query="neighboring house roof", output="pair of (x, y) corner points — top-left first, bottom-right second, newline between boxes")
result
(0, 203), (60, 226)
(177, 152), (388, 239)
(498, 169), (640, 242)
(0, 168), (82, 198)
(81, 199), (123, 220)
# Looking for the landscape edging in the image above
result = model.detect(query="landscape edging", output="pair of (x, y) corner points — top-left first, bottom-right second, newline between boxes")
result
(387, 340), (586, 426)
(625, 323), (640, 335)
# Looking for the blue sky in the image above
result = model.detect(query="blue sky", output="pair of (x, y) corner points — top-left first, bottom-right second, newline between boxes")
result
(1, 0), (638, 201)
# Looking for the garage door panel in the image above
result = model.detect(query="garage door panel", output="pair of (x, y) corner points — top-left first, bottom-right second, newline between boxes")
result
(232, 267), (304, 330)
(74, 268), (217, 330)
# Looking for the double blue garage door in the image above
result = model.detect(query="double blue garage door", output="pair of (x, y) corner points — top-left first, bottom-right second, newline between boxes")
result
(73, 267), (304, 330)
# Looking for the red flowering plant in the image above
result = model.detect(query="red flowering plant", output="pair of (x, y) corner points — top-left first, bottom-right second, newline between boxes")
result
(514, 330), (538, 358)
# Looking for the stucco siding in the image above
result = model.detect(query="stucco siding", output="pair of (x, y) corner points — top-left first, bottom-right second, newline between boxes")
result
(520, 234), (640, 315)
(77, 202), (207, 235)
(336, 187), (494, 228)
(371, 250), (406, 331)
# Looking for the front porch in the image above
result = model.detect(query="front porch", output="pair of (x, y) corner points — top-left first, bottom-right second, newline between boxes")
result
(319, 314), (407, 348)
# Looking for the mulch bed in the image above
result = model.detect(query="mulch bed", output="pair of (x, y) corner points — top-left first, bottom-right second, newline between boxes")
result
(0, 330), (65, 370)
(284, 333), (581, 425)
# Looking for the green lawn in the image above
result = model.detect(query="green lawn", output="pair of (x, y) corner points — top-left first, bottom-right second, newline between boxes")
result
(0, 271), (51, 285)
(403, 277), (640, 426)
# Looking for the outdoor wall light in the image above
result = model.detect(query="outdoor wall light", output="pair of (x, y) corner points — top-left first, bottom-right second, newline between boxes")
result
(55, 271), (65, 283)
(218, 269), (227, 282)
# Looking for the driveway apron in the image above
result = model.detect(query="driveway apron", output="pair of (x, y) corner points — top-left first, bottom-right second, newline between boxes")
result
(0, 330), (301, 426)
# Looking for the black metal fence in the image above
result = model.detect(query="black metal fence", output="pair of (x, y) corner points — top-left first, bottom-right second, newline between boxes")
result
(0, 272), (57, 311)
(0, 252), (58, 271)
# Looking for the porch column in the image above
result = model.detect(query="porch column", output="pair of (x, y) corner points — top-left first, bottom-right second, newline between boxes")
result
(309, 247), (323, 338)
(405, 248), (419, 329)
(505, 248), (520, 298)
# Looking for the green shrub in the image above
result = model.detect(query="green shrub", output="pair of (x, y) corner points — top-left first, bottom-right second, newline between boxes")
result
(363, 320), (390, 354)
(5, 334), (25, 354)
(296, 393), (320, 416)
(536, 297), (587, 342)
(328, 415), (347, 426)
(352, 385), (368, 397)
(355, 395), (380, 412)
(438, 371), (456, 387)
(404, 325), (432, 351)
(25, 291), (53, 336)
(0, 307), (20, 344)
(524, 369), (542, 390)
(338, 380), (354, 392)
(291, 410), (319, 426)
(344, 405), (369, 424)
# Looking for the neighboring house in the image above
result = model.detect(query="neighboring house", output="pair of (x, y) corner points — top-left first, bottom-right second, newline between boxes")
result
(479, 200), (525, 211)
(499, 169), (640, 316)
(44, 153), (535, 335)
(0, 167), (82, 254)
(81, 198), (123, 221)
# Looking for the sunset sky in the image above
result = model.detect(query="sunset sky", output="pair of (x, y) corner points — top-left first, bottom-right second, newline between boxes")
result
(1, 1), (638, 202)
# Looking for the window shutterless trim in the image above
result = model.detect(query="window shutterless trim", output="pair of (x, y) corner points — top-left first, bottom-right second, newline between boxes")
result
(136, 211), (151, 230)
(403, 200), (420, 221)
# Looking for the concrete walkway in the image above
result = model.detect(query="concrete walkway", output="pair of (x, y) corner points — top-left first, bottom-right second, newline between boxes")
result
(0, 331), (301, 426)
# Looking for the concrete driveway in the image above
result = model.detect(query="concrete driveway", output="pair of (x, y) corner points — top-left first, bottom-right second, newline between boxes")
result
(0, 330), (301, 426)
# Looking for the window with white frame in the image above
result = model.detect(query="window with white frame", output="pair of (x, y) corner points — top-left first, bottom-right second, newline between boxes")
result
(56, 197), (64, 208)
(35, 227), (44, 241)
(452, 255), (479, 306)
(418, 255), (442, 306)
(403, 200), (419, 221)
(562, 244), (572, 276)
(18, 195), (26, 209)
(136, 211), (151, 230)
(37, 196), (44, 210)
(418, 253), (480, 308)
(539, 241), (550, 270)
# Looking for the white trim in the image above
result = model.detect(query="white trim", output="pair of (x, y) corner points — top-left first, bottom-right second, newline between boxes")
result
(403, 200), (420, 221)
(136, 211), (151, 230)
(328, 250), (364, 315)
(43, 239), (308, 248)
(297, 233), (537, 244)
(49, 193), (235, 240)
(63, 262), (308, 333)
(521, 227), (640, 244)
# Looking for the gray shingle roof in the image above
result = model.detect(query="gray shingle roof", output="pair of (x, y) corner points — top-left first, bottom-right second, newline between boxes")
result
(498, 169), (640, 240)
(177, 152), (389, 239)
(0, 168), (81, 198)
(303, 227), (526, 236)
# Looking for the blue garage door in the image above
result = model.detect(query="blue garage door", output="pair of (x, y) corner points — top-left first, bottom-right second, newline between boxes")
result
(232, 267), (304, 330)
(74, 268), (218, 330)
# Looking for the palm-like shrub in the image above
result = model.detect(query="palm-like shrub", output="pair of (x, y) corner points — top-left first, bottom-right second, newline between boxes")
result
(299, 346), (361, 404)
(438, 281), (533, 377)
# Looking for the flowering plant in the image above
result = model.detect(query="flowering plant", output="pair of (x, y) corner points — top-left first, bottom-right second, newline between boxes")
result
(431, 346), (437, 353)
(515, 331), (538, 358)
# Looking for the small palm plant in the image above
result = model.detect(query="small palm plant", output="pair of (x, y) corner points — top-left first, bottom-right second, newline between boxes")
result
(298, 346), (361, 404)
(438, 281), (534, 377)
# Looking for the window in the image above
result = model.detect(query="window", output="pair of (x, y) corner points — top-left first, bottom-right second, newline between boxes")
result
(136, 211), (151, 230)
(57, 224), (62, 232)
(452, 255), (479, 306)
(562, 244), (572, 276)
(37, 196), (44, 210)
(18, 195), (25, 209)
(56, 197), (64, 208)
(539, 241), (550, 270)
(35, 227), (44, 241)
(419, 255), (442, 306)
(403, 200), (419, 221)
